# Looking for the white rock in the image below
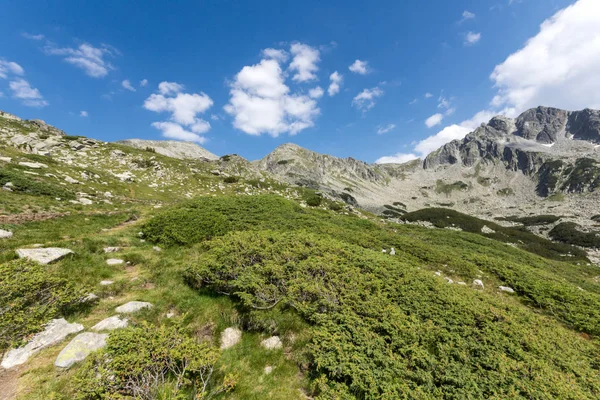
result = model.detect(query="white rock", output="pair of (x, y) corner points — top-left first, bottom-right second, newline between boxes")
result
(457, 282), (467, 286)
(473, 279), (485, 289)
(78, 198), (93, 205)
(103, 247), (120, 253)
(264, 365), (273, 374)
(0, 229), (13, 239)
(54, 332), (107, 369)
(481, 225), (495, 234)
(260, 336), (283, 350)
(99, 280), (114, 286)
(18, 161), (48, 169)
(115, 301), (153, 314)
(152, 246), (162, 252)
(389, 248), (396, 256)
(0, 156), (12, 162)
(64, 176), (79, 184)
(16, 248), (73, 264)
(499, 286), (515, 293)
(106, 258), (124, 265)
(220, 327), (242, 350)
(1, 319), (83, 369)
(91, 316), (128, 331)
(103, 191), (113, 198)
(83, 293), (99, 302)
(444, 277), (454, 284)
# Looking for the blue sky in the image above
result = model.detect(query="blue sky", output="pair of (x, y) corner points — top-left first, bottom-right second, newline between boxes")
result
(1, 0), (598, 163)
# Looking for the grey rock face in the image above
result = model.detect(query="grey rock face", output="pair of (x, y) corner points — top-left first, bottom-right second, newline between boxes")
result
(115, 301), (153, 314)
(117, 139), (219, 161)
(54, 332), (108, 369)
(16, 248), (73, 264)
(515, 106), (568, 143)
(567, 108), (600, 143)
(91, 316), (129, 331)
(1, 319), (83, 369)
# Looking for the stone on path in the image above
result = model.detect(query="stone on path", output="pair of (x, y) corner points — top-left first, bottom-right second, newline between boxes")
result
(91, 316), (128, 331)
(106, 258), (124, 266)
(0, 229), (13, 239)
(1, 319), (83, 369)
(115, 301), (153, 314)
(220, 327), (242, 350)
(54, 332), (107, 369)
(260, 336), (283, 350)
(16, 248), (73, 264)
(499, 286), (515, 293)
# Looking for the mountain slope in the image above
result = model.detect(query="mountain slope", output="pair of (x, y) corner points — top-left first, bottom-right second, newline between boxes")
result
(116, 138), (219, 160)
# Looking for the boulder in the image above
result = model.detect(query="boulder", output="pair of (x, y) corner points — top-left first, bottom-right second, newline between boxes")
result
(0, 229), (13, 239)
(260, 336), (283, 350)
(54, 332), (107, 369)
(16, 248), (73, 264)
(115, 301), (153, 314)
(91, 316), (129, 331)
(499, 286), (515, 293)
(1, 319), (83, 369)
(220, 327), (242, 349)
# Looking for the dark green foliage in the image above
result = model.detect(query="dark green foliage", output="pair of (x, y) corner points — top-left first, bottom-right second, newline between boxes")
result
(435, 180), (469, 195)
(64, 135), (84, 141)
(402, 208), (587, 261)
(277, 159), (291, 165)
(144, 146), (156, 153)
(392, 201), (406, 209)
(132, 158), (155, 169)
(550, 222), (600, 249)
(75, 322), (235, 399)
(223, 176), (239, 184)
(327, 202), (343, 211)
(592, 215), (600, 222)
(0, 259), (87, 352)
(560, 158), (600, 193)
(186, 230), (600, 399)
(498, 214), (561, 226)
(497, 187), (515, 196)
(304, 194), (323, 207)
(0, 168), (75, 199)
(381, 204), (406, 219)
(339, 192), (357, 206)
(537, 160), (564, 196)
(220, 155), (232, 162)
(343, 187), (353, 192)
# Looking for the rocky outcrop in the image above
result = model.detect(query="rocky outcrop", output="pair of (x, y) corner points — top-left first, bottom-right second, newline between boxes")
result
(54, 332), (107, 369)
(116, 139), (219, 161)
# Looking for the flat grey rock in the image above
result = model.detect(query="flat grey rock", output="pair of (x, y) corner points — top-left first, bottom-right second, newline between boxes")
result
(0, 229), (13, 239)
(115, 301), (153, 314)
(220, 327), (242, 349)
(1, 318), (83, 369)
(260, 336), (283, 350)
(54, 332), (107, 369)
(18, 161), (48, 169)
(106, 258), (124, 265)
(16, 248), (73, 265)
(91, 316), (128, 331)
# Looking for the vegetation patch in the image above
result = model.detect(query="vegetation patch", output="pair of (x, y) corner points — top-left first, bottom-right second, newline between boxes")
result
(497, 214), (562, 226)
(0, 168), (76, 199)
(497, 187), (515, 196)
(549, 222), (600, 249)
(435, 180), (469, 195)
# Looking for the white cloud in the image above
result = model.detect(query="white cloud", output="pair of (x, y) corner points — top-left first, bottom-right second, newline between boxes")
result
(122, 79), (136, 92)
(45, 43), (117, 78)
(409, 98), (418, 105)
(327, 71), (342, 96)
(425, 113), (443, 128)
(424, 92), (433, 98)
(224, 51), (320, 137)
(0, 60), (24, 78)
(80, 110), (88, 117)
(309, 86), (324, 99)
(375, 153), (419, 164)
(349, 59), (369, 75)
(9, 78), (48, 107)
(22, 32), (44, 40)
(377, 124), (396, 134)
(490, 0), (600, 111)
(144, 81), (213, 142)
(262, 48), (289, 63)
(289, 43), (320, 82)
(465, 32), (481, 45)
(352, 87), (383, 112)
(460, 10), (475, 22)
(140, 79), (148, 87)
(151, 121), (207, 144)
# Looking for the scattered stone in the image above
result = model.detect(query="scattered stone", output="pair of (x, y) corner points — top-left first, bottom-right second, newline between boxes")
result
(16, 248), (73, 264)
(220, 327), (242, 350)
(481, 225), (495, 234)
(18, 161), (48, 169)
(499, 286), (515, 293)
(152, 246), (162, 252)
(264, 365), (273, 374)
(0, 229), (13, 239)
(78, 197), (93, 205)
(99, 280), (114, 286)
(91, 316), (129, 331)
(260, 336), (283, 350)
(166, 311), (176, 318)
(473, 279), (485, 289)
(381, 249), (387, 253)
(64, 176), (79, 184)
(1, 319), (83, 369)
(457, 282), (467, 286)
(54, 332), (107, 369)
(83, 293), (99, 302)
(103, 246), (120, 253)
(434, 271), (441, 277)
(0, 156), (12, 162)
(106, 258), (124, 266)
(390, 247), (396, 256)
(444, 277), (454, 284)
(115, 301), (153, 314)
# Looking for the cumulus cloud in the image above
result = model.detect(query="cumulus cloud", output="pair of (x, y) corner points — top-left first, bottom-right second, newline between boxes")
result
(377, 124), (396, 134)
(465, 32), (481, 45)
(460, 10), (475, 22)
(262, 48), (289, 63)
(122, 79), (136, 92)
(140, 79), (148, 87)
(9, 78), (48, 107)
(144, 81), (213, 143)
(289, 43), (320, 82)
(491, 0), (600, 111)
(349, 59), (369, 75)
(80, 110), (88, 117)
(22, 32), (45, 40)
(375, 153), (419, 164)
(309, 86), (324, 99)
(424, 92), (433, 98)
(328, 71), (342, 96)
(45, 43), (117, 78)
(224, 46), (321, 137)
(352, 87), (383, 112)
(0, 60), (24, 78)
(425, 113), (443, 128)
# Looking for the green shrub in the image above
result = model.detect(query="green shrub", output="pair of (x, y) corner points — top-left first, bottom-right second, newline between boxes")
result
(0, 259), (87, 352)
(144, 146), (156, 153)
(277, 159), (291, 165)
(592, 215), (600, 222)
(75, 322), (235, 399)
(64, 135), (84, 141)
(223, 176), (239, 184)
(435, 180), (469, 195)
(220, 154), (233, 162)
(132, 158), (155, 169)
(0, 169), (75, 199)
(498, 214), (561, 226)
(497, 187), (515, 196)
(304, 194), (322, 207)
(549, 222), (600, 248)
